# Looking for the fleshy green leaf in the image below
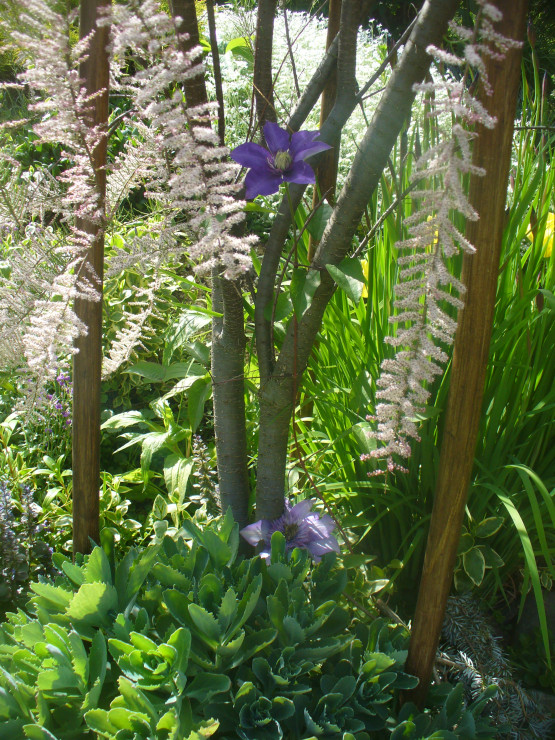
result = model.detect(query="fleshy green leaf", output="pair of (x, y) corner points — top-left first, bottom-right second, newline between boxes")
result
(463, 547), (486, 586)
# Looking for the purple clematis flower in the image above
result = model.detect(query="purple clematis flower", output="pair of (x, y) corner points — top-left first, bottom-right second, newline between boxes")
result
(240, 498), (340, 562)
(231, 122), (332, 200)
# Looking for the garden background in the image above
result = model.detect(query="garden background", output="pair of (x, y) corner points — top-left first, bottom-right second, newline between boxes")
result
(0, 0), (553, 738)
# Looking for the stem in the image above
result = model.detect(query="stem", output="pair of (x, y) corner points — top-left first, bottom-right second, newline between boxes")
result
(206, 0), (225, 145)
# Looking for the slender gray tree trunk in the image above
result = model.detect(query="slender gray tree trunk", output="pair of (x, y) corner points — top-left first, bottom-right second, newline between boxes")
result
(253, 0), (278, 129)
(211, 273), (250, 529)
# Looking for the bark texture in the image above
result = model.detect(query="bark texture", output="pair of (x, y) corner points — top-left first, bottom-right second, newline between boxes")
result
(404, 0), (527, 708)
(255, 0), (461, 521)
(253, 0), (278, 129)
(170, 0), (209, 111)
(206, 0), (225, 145)
(211, 275), (250, 529)
(72, 0), (110, 556)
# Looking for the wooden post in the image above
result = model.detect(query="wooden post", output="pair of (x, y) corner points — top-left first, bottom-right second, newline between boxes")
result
(403, 0), (527, 707)
(72, 0), (110, 556)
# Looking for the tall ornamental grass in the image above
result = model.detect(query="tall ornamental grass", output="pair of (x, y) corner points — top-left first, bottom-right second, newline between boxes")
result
(290, 61), (554, 645)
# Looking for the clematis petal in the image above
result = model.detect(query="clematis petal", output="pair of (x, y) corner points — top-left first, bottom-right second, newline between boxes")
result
(285, 159), (316, 185)
(263, 121), (291, 155)
(306, 536), (341, 561)
(231, 141), (271, 169)
(305, 513), (336, 538)
(290, 130), (331, 160)
(244, 169), (282, 199)
(289, 498), (316, 520)
(240, 519), (270, 545)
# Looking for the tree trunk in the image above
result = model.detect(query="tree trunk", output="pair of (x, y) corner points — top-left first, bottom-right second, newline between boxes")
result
(211, 273), (250, 529)
(72, 0), (110, 556)
(253, 0), (278, 130)
(206, 0), (225, 145)
(403, 0), (527, 708)
(255, 0), (460, 520)
(170, 0), (209, 111)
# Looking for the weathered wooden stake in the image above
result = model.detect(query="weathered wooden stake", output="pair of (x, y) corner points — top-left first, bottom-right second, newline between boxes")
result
(72, 0), (110, 556)
(404, 0), (527, 707)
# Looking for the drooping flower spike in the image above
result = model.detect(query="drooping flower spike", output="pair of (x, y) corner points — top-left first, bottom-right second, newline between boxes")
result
(231, 122), (331, 200)
(240, 497), (340, 562)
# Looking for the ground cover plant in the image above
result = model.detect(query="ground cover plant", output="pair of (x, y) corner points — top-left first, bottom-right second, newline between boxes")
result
(0, 0), (553, 737)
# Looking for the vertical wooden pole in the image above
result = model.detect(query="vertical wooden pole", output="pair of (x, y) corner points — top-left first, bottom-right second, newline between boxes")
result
(404, 0), (527, 707)
(72, 0), (110, 556)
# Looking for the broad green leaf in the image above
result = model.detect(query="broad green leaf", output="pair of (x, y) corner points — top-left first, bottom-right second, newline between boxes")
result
(86, 631), (107, 697)
(61, 561), (85, 587)
(163, 455), (193, 506)
(85, 546), (112, 585)
(225, 36), (254, 65)
(66, 583), (118, 627)
(474, 516), (504, 539)
(218, 588), (238, 634)
(107, 706), (151, 732)
(37, 666), (80, 691)
(152, 494), (168, 520)
(101, 410), (150, 430)
(306, 203), (333, 242)
(84, 708), (114, 736)
(124, 543), (162, 608)
(163, 309), (212, 364)
(326, 258), (365, 303)
(182, 673), (231, 702)
(23, 727), (61, 740)
(263, 292), (293, 322)
(164, 589), (190, 626)
(161, 371), (208, 402)
(463, 547), (485, 586)
(115, 677), (158, 722)
(0, 686), (22, 720)
(68, 630), (88, 684)
(30, 582), (73, 611)
(202, 529), (232, 570)
(167, 628), (191, 674)
(188, 604), (220, 647)
(290, 268), (321, 318)
(125, 361), (202, 383)
(188, 376), (212, 433)
(457, 532), (474, 555)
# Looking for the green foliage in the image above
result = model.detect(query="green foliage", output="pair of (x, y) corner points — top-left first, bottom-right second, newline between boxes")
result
(510, 627), (555, 694)
(0, 516), (497, 739)
(0, 479), (54, 614)
(289, 55), (555, 647)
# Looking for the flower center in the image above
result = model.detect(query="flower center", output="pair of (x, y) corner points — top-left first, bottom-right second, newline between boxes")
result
(274, 150), (292, 171)
(282, 521), (299, 541)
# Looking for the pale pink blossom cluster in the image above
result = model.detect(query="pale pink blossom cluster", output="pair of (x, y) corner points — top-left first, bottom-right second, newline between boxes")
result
(1, 0), (254, 396)
(106, 0), (255, 280)
(364, 1), (520, 475)
(0, 1), (106, 396)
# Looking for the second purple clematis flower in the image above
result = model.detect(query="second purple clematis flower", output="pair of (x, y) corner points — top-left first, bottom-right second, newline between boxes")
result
(231, 122), (331, 200)
(240, 498), (340, 562)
